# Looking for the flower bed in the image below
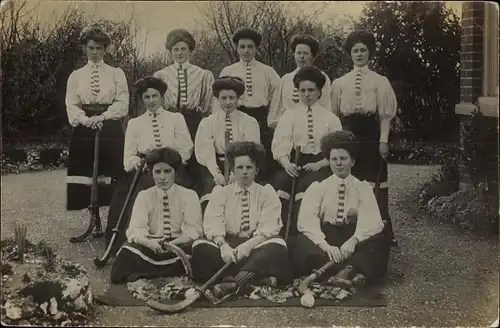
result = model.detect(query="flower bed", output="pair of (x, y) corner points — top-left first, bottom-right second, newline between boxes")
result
(1, 147), (69, 175)
(0, 239), (94, 326)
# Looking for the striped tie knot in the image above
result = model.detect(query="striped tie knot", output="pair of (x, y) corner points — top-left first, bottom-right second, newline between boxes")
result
(354, 69), (363, 111)
(178, 64), (187, 108)
(307, 107), (315, 150)
(245, 63), (253, 97)
(90, 64), (100, 98)
(163, 193), (171, 239)
(151, 115), (162, 148)
(240, 189), (250, 232)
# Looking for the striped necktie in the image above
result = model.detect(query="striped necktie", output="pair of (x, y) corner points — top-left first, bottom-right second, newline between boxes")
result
(90, 63), (100, 103)
(292, 87), (299, 104)
(178, 64), (188, 108)
(335, 181), (346, 224)
(150, 111), (162, 149)
(240, 190), (250, 232)
(163, 192), (172, 239)
(354, 69), (363, 112)
(307, 106), (315, 151)
(225, 112), (234, 143)
(245, 62), (253, 97)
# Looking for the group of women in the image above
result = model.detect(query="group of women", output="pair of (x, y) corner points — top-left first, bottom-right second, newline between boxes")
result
(66, 24), (398, 296)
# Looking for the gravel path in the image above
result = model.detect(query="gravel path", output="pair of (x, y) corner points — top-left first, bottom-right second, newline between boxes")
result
(1, 165), (498, 327)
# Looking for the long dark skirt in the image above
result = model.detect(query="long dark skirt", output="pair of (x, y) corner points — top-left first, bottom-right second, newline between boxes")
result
(238, 105), (278, 182)
(110, 240), (192, 284)
(341, 113), (394, 240)
(104, 164), (193, 255)
(271, 151), (331, 237)
(197, 154), (226, 212)
(66, 118), (125, 211)
(289, 222), (389, 285)
(191, 235), (294, 286)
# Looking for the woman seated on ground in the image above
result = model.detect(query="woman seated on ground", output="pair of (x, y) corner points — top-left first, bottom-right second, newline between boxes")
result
(191, 141), (294, 298)
(194, 76), (260, 211)
(110, 147), (203, 284)
(105, 76), (194, 255)
(271, 66), (342, 237)
(289, 130), (390, 289)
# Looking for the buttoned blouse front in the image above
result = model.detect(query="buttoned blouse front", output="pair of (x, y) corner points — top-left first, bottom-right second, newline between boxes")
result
(268, 68), (332, 127)
(195, 109), (261, 176)
(126, 184), (203, 243)
(297, 174), (384, 247)
(271, 102), (342, 160)
(123, 107), (193, 171)
(65, 60), (129, 127)
(203, 182), (282, 240)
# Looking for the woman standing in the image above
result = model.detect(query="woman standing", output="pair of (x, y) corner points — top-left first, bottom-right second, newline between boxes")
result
(66, 25), (129, 235)
(331, 30), (398, 246)
(268, 35), (332, 129)
(105, 76), (193, 255)
(271, 66), (342, 237)
(195, 76), (260, 211)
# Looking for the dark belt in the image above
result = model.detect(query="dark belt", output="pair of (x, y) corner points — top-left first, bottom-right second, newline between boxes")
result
(82, 104), (111, 115)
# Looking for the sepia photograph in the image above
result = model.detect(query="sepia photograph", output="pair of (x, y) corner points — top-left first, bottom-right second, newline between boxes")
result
(1, 0), (498, 326)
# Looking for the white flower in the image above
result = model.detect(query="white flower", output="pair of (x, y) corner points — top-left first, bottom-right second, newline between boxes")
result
(62, 279), (82, 300)
(49, 297), (58, 315)
(40, 302), (48, 314)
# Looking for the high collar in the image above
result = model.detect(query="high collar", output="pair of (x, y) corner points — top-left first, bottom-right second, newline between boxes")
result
(352, 65), (370, 74)
(147, 106), (166, 118)
(156, 183), (177, 196)
(87, 59), (104, 67)
(219, 108), (238, 118)
(232, 181), (256, 194)
(330, 173), (355, 185)
(240, 58), (256, 67)
(299, 101), (322, 112)
(173, 61), (191, 70)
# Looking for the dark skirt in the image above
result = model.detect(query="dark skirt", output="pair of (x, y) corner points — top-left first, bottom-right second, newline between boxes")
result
(340, 113), (394, 239)
(197, 154), (226, 212)
(270, 151), (332, 237)
(238, 105), (278, 182)
(66, 113), (125, 211)
(104, 163), (193, 254)
(191, 235), (294, 286)
(289, 223), (389, 285)
(110, 240), (192, 284)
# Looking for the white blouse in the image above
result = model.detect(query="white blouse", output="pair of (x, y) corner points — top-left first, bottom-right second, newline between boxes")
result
(297, 174), (384, 248)
(65, 60), (129, 127)
(123, 107), (193, 171)
(331, 66), (397, 142)
(195, 109), (260, 177)
(271, 102), (342, 161)
(268, 68), (332, 127)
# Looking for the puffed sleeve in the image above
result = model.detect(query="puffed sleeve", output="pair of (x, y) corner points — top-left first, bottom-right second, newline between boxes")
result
(180, 189), (203, 240)
(195, 116), (219, 176)
(126, 190), (151, 243)
(319, 73), (332, 111)
(200, 70), (215, 115)
(219, 66), (230, 77)
(65, 71), (90, 127)
(267, 66), (282, 106)
(376, 76), (397, 143)
(327, 112), (343, 133)
(267, 77), (285, 128)
(174, 113), (194, 163)
(271, 109), (294, 161)
(102, 67), (129, 120)
(297, 182), (328, 248)
(253, 184), (282, 238)
(353, 181), (384, 242)
(330, 78), (342, 117)
(123, 119), (141, 172)
(242, 115), (261, 144)
(203, 185), (228, 240)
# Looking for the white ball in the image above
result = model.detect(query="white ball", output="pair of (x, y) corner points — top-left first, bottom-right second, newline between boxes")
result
(300, 292), (315, 308)
(185, 288), (197, 298)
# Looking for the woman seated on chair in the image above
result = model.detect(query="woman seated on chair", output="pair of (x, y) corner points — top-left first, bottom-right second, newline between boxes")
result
(194, 76), (260, 211)
(271, 66), (342, 237)
(191, 141), (293, 298)
(289, 130), (390, 289)
(105, 76), (194, 254)
(110, 147), (203, 284)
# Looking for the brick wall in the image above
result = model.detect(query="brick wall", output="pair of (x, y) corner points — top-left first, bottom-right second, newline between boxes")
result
(459, 1), (484, 104)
